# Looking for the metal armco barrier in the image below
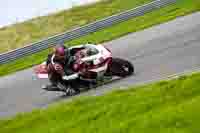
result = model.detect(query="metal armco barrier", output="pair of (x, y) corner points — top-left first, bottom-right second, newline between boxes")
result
(0, 0), (177, 64)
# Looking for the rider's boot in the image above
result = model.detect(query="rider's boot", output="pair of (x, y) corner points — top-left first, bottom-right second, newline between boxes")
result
(57, 82), (67, 91)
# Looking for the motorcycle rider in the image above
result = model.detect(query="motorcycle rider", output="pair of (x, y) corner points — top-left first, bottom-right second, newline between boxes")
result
(45, 44), (79, 93)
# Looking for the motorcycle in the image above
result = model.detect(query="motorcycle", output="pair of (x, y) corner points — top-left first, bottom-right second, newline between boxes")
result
(34, 44), (134, 95)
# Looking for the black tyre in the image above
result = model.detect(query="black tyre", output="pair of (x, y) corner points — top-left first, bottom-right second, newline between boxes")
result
(110, 58), (134, 77)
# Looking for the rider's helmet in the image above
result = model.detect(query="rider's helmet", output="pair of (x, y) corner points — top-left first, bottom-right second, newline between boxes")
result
(54, 44), (68, 60)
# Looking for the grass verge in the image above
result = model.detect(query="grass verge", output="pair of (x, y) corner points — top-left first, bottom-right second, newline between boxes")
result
(0, 0), (199, 77)
(1, 71), (200, 132)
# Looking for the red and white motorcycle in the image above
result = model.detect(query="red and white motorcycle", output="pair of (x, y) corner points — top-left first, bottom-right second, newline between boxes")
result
(34, 44), (134, 95)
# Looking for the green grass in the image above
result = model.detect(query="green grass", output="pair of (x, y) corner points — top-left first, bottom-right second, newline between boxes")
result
(0, 0), (151, 53)
(0, 0), (200, 77)
(1, 72), (200, 132)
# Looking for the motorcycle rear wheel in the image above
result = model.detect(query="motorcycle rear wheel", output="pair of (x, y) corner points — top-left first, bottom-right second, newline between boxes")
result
(110, 58), (134, 77)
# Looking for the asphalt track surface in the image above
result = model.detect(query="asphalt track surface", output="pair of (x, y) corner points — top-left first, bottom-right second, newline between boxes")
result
(0, 12), (200, 118)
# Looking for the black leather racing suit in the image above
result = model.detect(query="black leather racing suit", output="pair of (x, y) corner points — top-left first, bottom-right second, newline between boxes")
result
(45, 50), (78, 91)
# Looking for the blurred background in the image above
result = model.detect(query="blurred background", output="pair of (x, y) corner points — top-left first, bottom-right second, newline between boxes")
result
(0, 0), (100, 28)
